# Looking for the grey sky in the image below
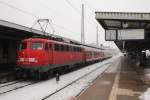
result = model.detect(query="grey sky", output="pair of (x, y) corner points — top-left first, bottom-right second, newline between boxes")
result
(0, 0), (149, 48)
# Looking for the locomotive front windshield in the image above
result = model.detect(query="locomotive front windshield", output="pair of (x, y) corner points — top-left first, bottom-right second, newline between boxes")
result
(31, 42), (43, 50)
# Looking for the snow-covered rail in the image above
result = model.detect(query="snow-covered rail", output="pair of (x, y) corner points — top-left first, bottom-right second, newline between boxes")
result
(0, 80), (37, 95)
(0, 80), (23, 88)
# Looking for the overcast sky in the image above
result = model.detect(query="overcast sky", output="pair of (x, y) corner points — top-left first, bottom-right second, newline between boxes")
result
(0, 0), (149, 48)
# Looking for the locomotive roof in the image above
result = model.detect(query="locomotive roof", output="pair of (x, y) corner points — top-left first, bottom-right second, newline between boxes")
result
(22, 38), (82, 47)
(22, 38), (104, 52)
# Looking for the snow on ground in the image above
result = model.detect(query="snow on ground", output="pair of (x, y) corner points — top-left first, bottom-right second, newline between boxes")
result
(0, 54), (121, 100)
(139, 88), (150, 100)
(0, 81), (32, 93)
(48, 55), (121, 100)
(46, 59), (120, 100)
(0, 80), (20, 87)
(47, 64), (110, 100)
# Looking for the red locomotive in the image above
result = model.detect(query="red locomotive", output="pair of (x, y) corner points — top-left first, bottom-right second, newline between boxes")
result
(17, 38), (112, 79)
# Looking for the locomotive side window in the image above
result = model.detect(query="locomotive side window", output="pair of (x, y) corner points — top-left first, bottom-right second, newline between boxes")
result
(60, 45), (64, 51)
(31, 42), (43, 50)
(54, 44), (59, 51)
(19, 42), (27, 50)
(45, 43), (48, 50)
(49, 44), (52, 50)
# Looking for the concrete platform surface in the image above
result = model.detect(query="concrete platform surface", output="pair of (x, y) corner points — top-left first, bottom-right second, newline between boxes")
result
(76, 56), (147, 100)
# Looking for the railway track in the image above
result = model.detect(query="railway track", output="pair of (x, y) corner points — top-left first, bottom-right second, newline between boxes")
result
(0, 62), (108, 96)
(0, 80), (23, 88)
(0, 71), (16, 84)
(41, 62), (112, 100)
(0, 80), (38, 95)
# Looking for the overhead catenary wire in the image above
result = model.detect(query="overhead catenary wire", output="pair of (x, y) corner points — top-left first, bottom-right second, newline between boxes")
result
(64, 0), (97, 33)
(0, 0), (39, 18)
(52, 22), (80, 35)
(0, 0), (104, 46)
(0, 0), (80, 36)
(65, 0), (96, 27)
(0, 0), (99, 43)
(65, 0), (81, 15)
(33, 0), (59, 18)
(1, 0), (96, 38)
(80, 0), (101, 27)
(64, 0), (101, 45)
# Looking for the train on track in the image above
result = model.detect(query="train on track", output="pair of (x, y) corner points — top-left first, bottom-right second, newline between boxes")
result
(17, 38), (112, 79)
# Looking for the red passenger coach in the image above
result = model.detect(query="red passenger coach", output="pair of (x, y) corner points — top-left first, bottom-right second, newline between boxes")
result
(83, 46), (104, 62)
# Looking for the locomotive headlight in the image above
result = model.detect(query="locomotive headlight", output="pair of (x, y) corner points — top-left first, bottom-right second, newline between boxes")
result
(29, 58), (38, 62)
(18, 58), (24, 62)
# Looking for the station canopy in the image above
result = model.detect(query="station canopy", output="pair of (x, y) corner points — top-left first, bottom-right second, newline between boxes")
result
(95, 12), (150, 51)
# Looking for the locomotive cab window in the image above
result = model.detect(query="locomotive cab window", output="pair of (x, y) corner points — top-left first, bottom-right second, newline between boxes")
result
(31, 42), (43, 50)
(19, 42), (27, 50)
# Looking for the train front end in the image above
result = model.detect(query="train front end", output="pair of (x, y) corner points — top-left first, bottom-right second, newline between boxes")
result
(17, 38), (50, 79)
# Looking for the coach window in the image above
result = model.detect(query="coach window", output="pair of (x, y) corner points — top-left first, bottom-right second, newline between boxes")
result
(69, 46), (71, 51)
(62, 45), (65, 51)
(58, 44), (61, 51)
(60, 45), (64, 51)
(75, 47), (77, 52)
(76, 47), (78, 52)
(77, 47), (79, 52)
(55, 44), (59, 51)
(71, 46), (74, 51)
(73, 47), (77, 52)
(73, 47), (76, 52)
(69, 46), (72, 51)
(64, 45), (68, 51)
(64, 45), (66, 51)
(71, 46), (73, 52)
(78, 47), (81, 52)
(72, 46), (75, 52)
(66, 45), (69, 51)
